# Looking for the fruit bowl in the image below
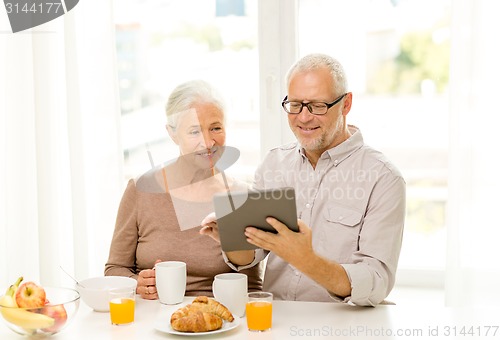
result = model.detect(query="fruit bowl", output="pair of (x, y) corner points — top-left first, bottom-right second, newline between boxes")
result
(0, 286), (80, 336)
(77, 276), (137, 312)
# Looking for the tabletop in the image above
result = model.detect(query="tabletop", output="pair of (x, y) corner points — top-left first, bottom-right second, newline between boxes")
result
(1, 296), (499, 339)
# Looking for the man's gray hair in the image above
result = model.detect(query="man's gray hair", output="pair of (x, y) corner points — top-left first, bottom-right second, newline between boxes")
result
(165, 80), (226, 128)
(286, 53), (348, 95)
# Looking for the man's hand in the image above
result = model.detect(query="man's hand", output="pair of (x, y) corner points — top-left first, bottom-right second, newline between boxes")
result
(245, 218), (314, 267)
(245, 218), (351, 298)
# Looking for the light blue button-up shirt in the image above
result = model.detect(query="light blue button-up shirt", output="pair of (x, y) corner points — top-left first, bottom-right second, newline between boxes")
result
(226, 126), (406, 306)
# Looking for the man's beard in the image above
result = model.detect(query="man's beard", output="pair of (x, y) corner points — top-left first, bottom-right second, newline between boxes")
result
(295, 130), (333, 153)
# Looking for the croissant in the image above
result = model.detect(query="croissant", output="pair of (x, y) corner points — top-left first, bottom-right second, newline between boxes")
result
(170, 296), (234, 333)
(190, 296), (234, 322)
(170, 309), (222, 333)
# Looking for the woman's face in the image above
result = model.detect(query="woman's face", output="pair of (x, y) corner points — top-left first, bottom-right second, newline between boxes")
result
(169, 102), (226, 170)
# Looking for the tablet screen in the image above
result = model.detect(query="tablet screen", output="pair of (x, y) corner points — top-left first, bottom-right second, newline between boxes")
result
(213, 187), (298, 252)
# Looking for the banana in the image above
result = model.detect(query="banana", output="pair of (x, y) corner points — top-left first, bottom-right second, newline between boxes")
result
(0, 277), (55, 331)
(5, 276), (23, 298)
(0, 295), (55, 330)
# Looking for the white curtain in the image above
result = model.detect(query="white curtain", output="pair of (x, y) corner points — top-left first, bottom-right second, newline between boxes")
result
(0, 0), (123, 289)
(446, 0), (500, 306)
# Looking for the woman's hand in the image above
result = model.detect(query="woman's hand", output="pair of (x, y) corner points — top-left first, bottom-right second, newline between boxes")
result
(199, 212), (220, 243)
(200, 212), (255, 266)
(136, 259), (162, 300)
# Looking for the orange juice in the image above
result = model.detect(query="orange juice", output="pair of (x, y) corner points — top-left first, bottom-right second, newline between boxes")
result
(246, 301), (272, 331)
(109, 298), (135, 325)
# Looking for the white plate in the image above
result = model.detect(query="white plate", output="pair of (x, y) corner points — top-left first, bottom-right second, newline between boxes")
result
(154, 315), (241, 336)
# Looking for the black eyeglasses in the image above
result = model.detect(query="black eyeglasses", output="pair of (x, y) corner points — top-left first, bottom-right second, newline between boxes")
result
(281, 93), (348, 115)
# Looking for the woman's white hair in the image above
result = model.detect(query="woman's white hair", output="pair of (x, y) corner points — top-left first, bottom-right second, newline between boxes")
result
(285, 53), (348, 95)
(165, 80), (226, 128)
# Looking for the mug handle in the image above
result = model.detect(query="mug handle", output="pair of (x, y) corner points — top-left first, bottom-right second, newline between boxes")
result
(212, 280), (218, 299)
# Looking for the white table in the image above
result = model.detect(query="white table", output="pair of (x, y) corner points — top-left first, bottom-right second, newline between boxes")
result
(1, 296), (499, 339)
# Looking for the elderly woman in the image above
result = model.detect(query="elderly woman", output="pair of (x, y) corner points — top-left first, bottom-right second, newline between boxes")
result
(105, 80), (262, 299)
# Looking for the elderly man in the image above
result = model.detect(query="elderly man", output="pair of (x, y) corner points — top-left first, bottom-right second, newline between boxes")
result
(202, 53), (405, 306)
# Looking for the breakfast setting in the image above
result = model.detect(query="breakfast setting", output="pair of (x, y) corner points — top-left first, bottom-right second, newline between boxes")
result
(1, 269), (495, 340)
(5, 3), (499, 336)
(0, 265), (276, 339)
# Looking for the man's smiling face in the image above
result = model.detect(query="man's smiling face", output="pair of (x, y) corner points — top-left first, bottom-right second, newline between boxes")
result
(287, 66), (350, 161)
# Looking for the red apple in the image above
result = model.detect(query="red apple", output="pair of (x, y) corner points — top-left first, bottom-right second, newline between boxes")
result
(39, 304), (67, 332)
(15, 281), (47, 308)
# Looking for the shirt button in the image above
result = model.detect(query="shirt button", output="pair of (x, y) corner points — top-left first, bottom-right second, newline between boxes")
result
(333, 159), (339, 166)
(338, 216), (343, 221)
(295, 271), (300, 276)
(305, 203), (311, 208)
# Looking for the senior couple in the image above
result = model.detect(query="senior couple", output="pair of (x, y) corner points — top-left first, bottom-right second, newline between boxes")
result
(104, 53), (406, 307)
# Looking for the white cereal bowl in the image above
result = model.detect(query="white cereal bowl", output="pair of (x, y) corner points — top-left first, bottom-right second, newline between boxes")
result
(76, 276), (137, 312)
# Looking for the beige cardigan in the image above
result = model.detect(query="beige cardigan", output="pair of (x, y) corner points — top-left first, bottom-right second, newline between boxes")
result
(105, 176), (262, 295)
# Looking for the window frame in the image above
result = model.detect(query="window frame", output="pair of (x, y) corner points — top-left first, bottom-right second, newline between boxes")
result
(257, 0), (298, 156)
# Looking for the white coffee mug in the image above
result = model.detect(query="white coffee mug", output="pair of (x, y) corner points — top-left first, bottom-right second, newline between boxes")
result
(212, 273), (248, 317)
(155, 261), (186, 305)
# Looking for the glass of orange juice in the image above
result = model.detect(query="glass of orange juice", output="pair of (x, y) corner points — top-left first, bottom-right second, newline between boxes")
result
(246, 292), (273, 332)
(109, 287), (135, 325)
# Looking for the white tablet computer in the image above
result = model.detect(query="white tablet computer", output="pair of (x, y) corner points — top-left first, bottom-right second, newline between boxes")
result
(213, 187), (298, 252)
